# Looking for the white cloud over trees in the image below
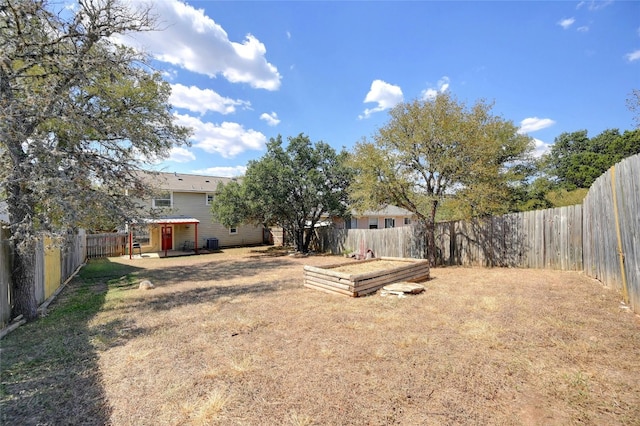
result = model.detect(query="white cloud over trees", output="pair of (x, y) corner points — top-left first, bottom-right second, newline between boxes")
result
(173, 113), (267, 158)
(359, 80), (403, 119)
(519, 117), (556, 134)
(190, 166), (247, 177)
(170, 84), (250, 115)
(260, 112), (281, 126)
(421, 76), (451, 101)
(115, 0), (281, 90)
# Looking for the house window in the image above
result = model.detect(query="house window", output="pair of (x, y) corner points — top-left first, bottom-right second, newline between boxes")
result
(205, 193), (214, 205)
(348, 218), (357, 229)
(384, 218), (395, 228)
(152, 191), (172, 208)
(135, 226), (150, 246)
(229, 227), (238, 235)
(368, 218), (378, 229)
(404, 217), (411, 225)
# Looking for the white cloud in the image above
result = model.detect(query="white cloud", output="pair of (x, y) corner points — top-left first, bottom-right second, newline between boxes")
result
(558, 17), (575, 29)
(115, 0), (281, 90)
(167, 147), (196, 163)
(518, 117), (556, 134)
(578, 0), (613, 11)
(625, 49), (640, 62)
(161, 69), (178, 81)
(190, 166), (247, 178)
(532, 138), (551, 158)
(260, 112), (280, 126)
(359, 80), (403, 119)
(421, 76), (450, 101)
(577, 26), (589, 32)
(173, 113), (266, 158)
(170, 83), (250, 115)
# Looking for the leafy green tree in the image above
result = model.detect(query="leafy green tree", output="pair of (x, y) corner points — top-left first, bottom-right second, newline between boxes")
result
(349, 94), (533, 265)
(1, 0), (189, 320)
(543, 129), (640, 190)
(211, 134), (352, 253)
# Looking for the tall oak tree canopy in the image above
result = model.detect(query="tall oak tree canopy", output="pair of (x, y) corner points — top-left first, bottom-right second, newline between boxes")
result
(349, 94), (533, 265)
(1, 0), (189, 319)
(211, 134), (352, 254)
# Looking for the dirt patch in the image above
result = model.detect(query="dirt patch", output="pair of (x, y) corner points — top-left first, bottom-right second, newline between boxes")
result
(329, 259), (419, 275)
(2, 247), (639, 425)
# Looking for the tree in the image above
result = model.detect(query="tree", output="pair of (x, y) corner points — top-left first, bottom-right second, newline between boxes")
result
(349, 94), (533, 265)
(543, 129), (640, 189)
(211, 134), (352, 253)
(1, 0), (189, 320)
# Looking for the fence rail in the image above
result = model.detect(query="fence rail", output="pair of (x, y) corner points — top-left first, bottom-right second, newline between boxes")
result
(85, 233), (128, 259)
(0, 231), (86, 327)
(583, 154), (639, 312)
(320, 205), (583, 271)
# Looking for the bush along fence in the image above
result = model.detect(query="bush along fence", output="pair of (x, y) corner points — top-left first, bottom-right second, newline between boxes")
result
(320, 153), (640, 313)
(0, 230), (86, 329)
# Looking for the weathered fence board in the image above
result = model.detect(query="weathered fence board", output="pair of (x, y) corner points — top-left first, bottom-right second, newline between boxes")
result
(34, 240), (45, 305)
(321, 205), (583, 271)
(0, 228), (12, 327)
(0, 231), (87, 327)
(583, 154), (640, 312)
(86, 232), (128, 259)
(61, 230), (86, 283)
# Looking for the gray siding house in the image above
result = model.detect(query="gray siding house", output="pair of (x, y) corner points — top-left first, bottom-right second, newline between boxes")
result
(131, 172), (264, 254)
(334, 205), (416, 230)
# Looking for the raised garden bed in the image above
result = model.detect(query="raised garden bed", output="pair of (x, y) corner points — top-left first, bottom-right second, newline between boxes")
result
(303, 257), (430, 297)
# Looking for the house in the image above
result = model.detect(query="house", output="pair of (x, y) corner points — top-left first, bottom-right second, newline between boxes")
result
(334, 205), (416, 230)
(130, 172), (265, 255)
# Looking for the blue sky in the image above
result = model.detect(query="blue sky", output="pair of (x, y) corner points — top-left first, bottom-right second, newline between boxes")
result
(117, 0), (640, 177)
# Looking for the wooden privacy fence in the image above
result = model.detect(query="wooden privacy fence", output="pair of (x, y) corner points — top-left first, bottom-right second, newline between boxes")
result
(0, 230), (86, 328)
(0, 228), (11, 328)
(583, 154), (639, 313)
(85, 232), (128, 259)
(319, 205), (583, 271)
(436, 205), (583, 270)
(320, 154), (639, 313)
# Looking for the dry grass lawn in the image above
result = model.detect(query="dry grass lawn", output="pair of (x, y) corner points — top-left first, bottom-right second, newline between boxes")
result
(2, 246), (639, 425)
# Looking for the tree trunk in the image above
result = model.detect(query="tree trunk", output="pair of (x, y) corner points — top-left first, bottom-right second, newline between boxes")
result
(424, 199), (439, 266)
(296, 228), (305, 253)
(12, 241), (39, 321)
(302, 226), (314, 254)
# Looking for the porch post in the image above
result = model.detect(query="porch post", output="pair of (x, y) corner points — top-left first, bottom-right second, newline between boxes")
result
(129, 230), (133, 260)
(195, 222), (199, 254)
(163, 223), (168, 258)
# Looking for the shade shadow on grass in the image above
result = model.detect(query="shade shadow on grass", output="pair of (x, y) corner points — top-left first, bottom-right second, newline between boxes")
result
(115, 257), (298, 313)
(144, 257), (297, 285)
(0, 258), (142, 426)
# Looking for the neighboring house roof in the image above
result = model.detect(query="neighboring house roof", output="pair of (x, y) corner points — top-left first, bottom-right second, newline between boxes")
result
(141, 171), (235, 193)
(354, 205), (415, 217)
(143, 216), (200, 224)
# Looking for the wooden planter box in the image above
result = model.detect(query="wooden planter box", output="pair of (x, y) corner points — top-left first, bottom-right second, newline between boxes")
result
(303, 257), (430, 297)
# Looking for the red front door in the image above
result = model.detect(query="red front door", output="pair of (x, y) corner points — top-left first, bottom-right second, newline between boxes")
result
(161, 226), (173, 250)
